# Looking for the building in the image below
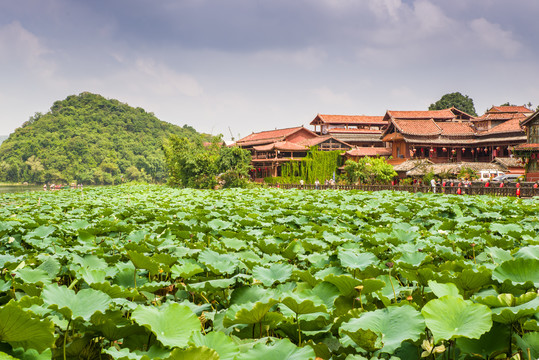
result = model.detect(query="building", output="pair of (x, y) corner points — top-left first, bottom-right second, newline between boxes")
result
(514, 110), (539, 181)
(310, 114), (387, 147)
(235, 126), (351, 179)
(381, 107), (528, 163)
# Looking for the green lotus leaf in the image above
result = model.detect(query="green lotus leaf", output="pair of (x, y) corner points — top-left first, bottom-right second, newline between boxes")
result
(207, 218), (232, 231)
(198, 249), (239, 275)
(340, 328), (383, 353)
(187, 278), (235, 292)
(484, 247), (513, 264)
(338, 250), (378, 271)
(0, 302), (55, 354)
(427, 280), (461, 299)
(491, 296), (539, 324)
(0, 352), (18, 359)
(168, 346), (219, 360)
(515, 332), (539, 360)
(90, 282), (141, 299)
(15, 268), (53, 284)
(422, 296), (492, 342)
(340, 305), (424, 353)
(171, 262), (204, 279)
(27, 225), (56, 239)
(492, 258), (539, 287)
(395, 251), (428, 267)
(104, 345), (170, 360)
(72, 254), (108, 270)
(127, 251), (160, 276)
(42, 284), (112, 321)
(190, 331), (239, 360)
(281, 293), (327, 316)
(131, 302), (200, 348)
(514, 245), (539, 260)
(36, 257), (60, 277)
(224, 299), (279, 326)
(454, 268), (493, 292)
(235, 338), (316, 360)
(456, 322), (510, 358)
(323, 274), (362, 297)
(78, 268), (107, 284)
(252, 263), (293, 287)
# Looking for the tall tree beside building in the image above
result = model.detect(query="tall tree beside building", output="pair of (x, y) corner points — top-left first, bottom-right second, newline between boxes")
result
(429, 92), (477, 116)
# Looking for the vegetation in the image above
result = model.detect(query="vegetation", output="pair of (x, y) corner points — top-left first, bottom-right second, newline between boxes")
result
(0, 92), (200, 185)
(0, 185), (537, 359)
(343, 157), (397, 184)
(280, 148), (342, 183)
(458, 167), (478, 180)
(0, 136), (7, 146)
(163, 136), (251, 189)
(429, 92), (477, 117)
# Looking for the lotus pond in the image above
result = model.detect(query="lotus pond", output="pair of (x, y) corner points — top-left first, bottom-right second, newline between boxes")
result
(0, 185), (538, 359)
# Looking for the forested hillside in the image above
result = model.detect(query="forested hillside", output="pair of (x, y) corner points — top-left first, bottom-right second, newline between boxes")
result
(0, 92), (201, 184)
(0, 136), (7, 146)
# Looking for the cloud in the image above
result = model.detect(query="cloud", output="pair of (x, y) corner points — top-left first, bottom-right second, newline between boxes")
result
(0, 21), (55, 77)
(469, 18), (522, 58)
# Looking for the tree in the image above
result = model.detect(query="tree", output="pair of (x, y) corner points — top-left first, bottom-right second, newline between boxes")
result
(163, 135), (251, 189)
(343, 157), (397, 184)
(429, 92), (477, 116)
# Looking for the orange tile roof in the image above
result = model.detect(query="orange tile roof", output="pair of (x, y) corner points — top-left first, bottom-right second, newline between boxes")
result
(489, 106), (532, 113)
(345, 147), (392, 157)
(299, 136), (350, 147)
(514, 143), (539, 150)
(477, 118), (524, 136)
(252, 141), (307, 152)
(387, 109), (456, 120)
(312, 114), (386, 125)
(474, 112), (528, 122)
(236, 127), (308, 144)
(327, 128), (383, 134)
(393, 119), (441, 136)
(437, 122), (474, 136)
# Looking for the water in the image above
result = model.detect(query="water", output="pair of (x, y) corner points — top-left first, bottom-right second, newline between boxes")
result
(0, 185), (45, 194)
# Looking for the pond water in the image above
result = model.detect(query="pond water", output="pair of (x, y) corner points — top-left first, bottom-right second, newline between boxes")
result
(0, 185), (45, 194)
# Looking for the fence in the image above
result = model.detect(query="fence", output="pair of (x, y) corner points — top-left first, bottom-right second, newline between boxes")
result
(269, 183), (539, 198)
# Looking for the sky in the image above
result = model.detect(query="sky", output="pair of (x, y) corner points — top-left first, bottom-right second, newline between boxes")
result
(2, 0), (539, 142)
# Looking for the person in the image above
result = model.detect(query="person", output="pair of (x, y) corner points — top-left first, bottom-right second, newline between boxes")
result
(430, 178), (436, 193)
(299, 179), (304, 189)
(534, 181), (539, 189)
(314, 179), (320, 190)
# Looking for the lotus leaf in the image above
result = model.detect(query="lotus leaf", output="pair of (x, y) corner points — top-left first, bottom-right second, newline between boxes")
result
(190, 331), (239, 360)
(252, 263), (293, 287)
(515, 332), (539, 360)
(170, 262), (204, 279)
(235, 338), (316, 360)
(338, 250), (378, 271)
(427, 280), (461, 299)
(198, 249), (239, 275)
(339, 305), (424, 353)
(42, 284), (112, 321)
(422, 296), (492, 342)
(491, 296), (539, 324)
(0, 302), (55, 354)
(492, 258), (539, 287)
(131, 303), (200, 348)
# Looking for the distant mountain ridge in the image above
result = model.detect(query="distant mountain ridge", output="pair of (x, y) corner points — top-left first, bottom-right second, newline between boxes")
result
(0, 92), (201, 184)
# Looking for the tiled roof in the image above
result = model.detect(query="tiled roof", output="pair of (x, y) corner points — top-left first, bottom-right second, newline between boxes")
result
(393, 119), (441, 136)
(387, 109), (456, 120)
(345, 147), (392, 157)
(252, 141), (307, 152)
(521, 110), (539, 127)
(489, 106), (532, 113)
(492, 157), (524, 168)
(474, 112), (528, 122)
(476, 118), (524, 136)
(236, 127), (307, 145)
(437, 122), (475, 136)
(312, 114), (386, 125)
(393, 159), (433, 172)
(327, 128), (383, 134)
(514, 143), (539, 150)
(300, 136), (351, 147)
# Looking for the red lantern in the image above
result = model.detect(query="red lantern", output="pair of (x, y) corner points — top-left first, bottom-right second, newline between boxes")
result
(462, 147), (466, 152)
(421, 148), (424, 153)
(442, 147), (447, 152)
(484, 148), (488, 152)
(471, 149), (475, 154)
(430, 148), (434, 152)
(476, 147), (480, 151)
(532, 153), (536, 159)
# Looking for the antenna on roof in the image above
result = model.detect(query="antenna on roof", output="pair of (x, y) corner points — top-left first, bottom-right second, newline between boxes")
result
(228, 126), (235, 142)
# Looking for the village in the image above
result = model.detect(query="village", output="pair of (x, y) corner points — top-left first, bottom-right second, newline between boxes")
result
(233, 105), (539, 184)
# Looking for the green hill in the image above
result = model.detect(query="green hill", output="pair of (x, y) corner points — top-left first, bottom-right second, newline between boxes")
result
(0, 136), (7, 146)
(0, 92), (201, 184)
